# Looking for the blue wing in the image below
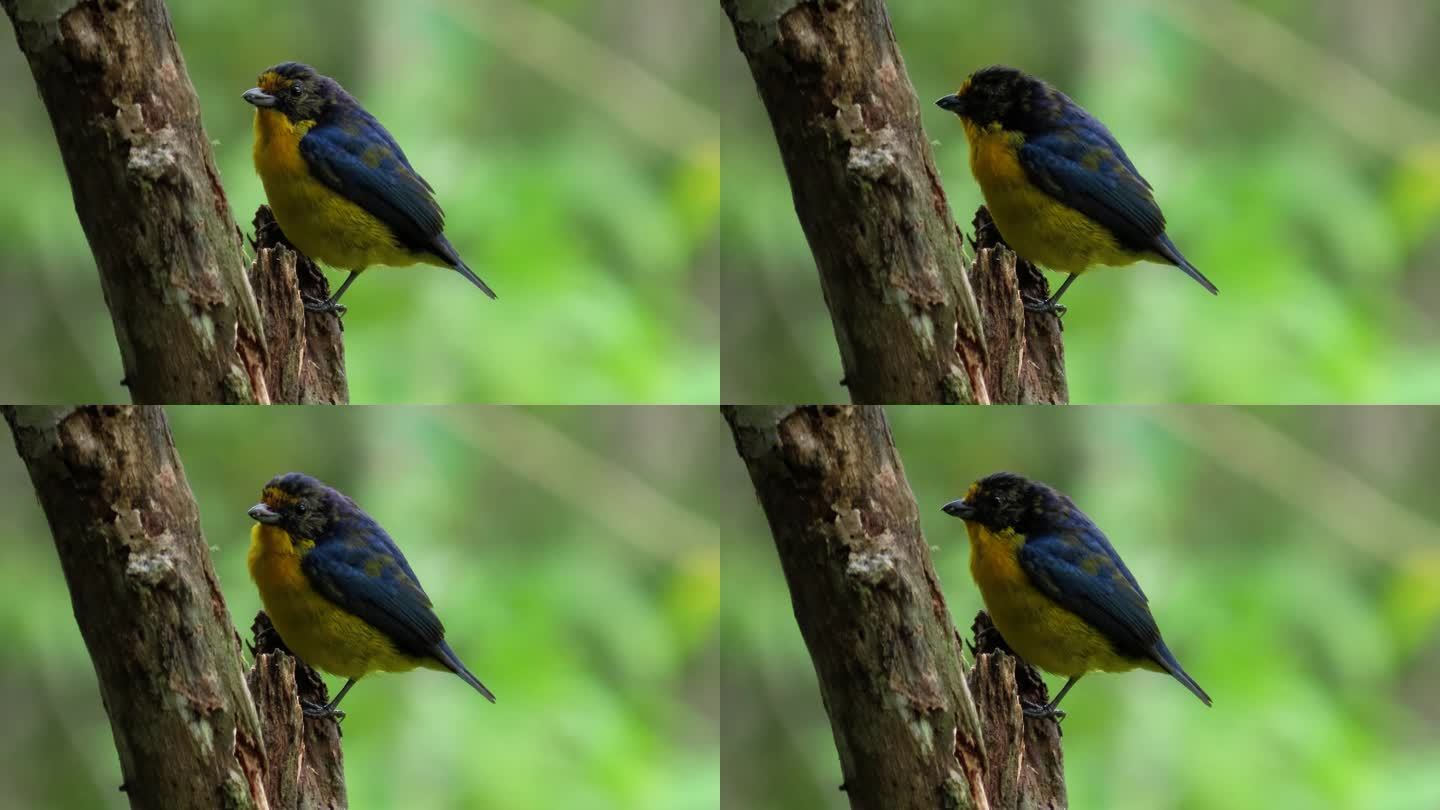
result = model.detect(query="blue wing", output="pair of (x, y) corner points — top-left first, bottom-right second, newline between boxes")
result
(299, 112), (449, 259)
(1018, 121), (1166, 253)
(1017, 524), (1162, 660)
(301, 517), (445, 659)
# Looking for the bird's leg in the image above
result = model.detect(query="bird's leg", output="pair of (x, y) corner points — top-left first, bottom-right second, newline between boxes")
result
(1023, 272), (1077, 316)
(303, 270), (359, 316)
(302, 677), (357, 721)
(1022, 674), (1080, 721)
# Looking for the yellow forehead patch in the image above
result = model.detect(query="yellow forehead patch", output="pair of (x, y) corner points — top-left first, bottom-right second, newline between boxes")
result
(257, 72), (292, 93)
(957, 76), (972, 96)
(965, 481), (980, 500)
(263, 486), (298, 507)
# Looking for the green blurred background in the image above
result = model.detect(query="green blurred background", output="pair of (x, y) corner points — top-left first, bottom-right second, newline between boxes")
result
(0, 0), (721, 404)
(0, 406), (720, 809)
(721, 0), (1440, 403)
(723, 406), (1440, 809)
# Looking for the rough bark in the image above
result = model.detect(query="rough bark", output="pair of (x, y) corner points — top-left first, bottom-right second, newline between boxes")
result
(966, 209), (1067, 404)
(4, 406), (349, 809)
(4, 405), (267, 809)
(966, 612), (1067, 810)
(248, 207), (348, 404)
(248, 612), (348, 810)
(723, 405), (988, 809)
(1, 0), (348, 404)
(721, 2), (986, 404)
(721, 1), (1068, 404)
(2, 0), (265, 403)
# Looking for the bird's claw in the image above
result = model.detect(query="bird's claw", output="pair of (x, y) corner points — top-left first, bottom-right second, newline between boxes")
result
(301, 699), (345, 721)
(1022, 699), (1065, 721)
(1023, 296), (1065, 317)
(302, 296), (346, 317)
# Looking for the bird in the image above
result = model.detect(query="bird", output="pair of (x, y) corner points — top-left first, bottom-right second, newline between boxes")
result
(941, 471), (1209, 719)
(243, 62), (496, 314)
(936, 65), (1216, 313)
(246, 472), (495, 719)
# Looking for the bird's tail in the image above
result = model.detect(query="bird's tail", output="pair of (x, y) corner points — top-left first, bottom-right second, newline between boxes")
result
(430, 234), (497, 299)
(433, 640), (497, 703)
(1151, 640), (1211, 706)
(452, 259), (498, 300)
(1153, 233), (1218, 296)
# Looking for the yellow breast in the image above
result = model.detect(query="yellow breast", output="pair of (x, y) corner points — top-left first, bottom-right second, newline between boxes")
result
(966, 523), (1141, 677)
(247, 523), (423, 679)
(251, 110), (428, 272)
(962, 121), (1140, 274)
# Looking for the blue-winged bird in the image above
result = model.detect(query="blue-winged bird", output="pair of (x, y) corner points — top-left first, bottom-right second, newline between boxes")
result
(937, 66), (1215, 313)
(244, 62), (496, 313)
(247, 472), (495, 718)
(943, 472), (1210, 718)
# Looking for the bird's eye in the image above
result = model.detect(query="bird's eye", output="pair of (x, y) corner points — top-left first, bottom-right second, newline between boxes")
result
(295, 502), (308, 514)
(290, 82), (304, 96)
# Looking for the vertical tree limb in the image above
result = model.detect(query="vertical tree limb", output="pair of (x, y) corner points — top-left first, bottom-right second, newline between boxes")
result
(4, 405), (347, 809)
(248, 208), (348, 404)
(5, 405), (267, 807)
(966, 210), (1067, 404)
(723, 405), (988, 809)
(721, 1), (1068, 404)
(966, 612), (1066, 810)
(248, 613), (348, 810)
(1, 0), (347, 404)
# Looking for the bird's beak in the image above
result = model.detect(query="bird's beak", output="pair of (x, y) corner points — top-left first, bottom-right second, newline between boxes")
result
(941, 498), (975, 519)
(935, 94), (965, 114)
(248, 503), (281, 524)
(243, 88), (277, 108)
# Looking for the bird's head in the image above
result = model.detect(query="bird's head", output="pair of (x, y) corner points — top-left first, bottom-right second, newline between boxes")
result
(248, 472), (340, 539)
(936, 65), (1054, 134)
(942, 471), (1069, 534)
(243, 62), (339, 123)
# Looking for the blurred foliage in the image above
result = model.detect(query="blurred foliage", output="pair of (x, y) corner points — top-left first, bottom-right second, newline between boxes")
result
(722, 406), (1440, 809)
(0, 406), (721, 809)
(720, 0), (1440, 403)
(0, 0), (722, 404)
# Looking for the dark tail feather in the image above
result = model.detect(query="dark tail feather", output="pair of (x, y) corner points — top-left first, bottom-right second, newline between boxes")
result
(1152, 640), (1211, 706)
(434, 640), (496, 703)
(453, 259), (498, 300)
(430, 235), (497, 299)
(1152, 233), (1218, 296)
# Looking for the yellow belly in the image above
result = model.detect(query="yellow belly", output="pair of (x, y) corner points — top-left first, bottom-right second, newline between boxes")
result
(966, 523), (1150, 677)
(964, 121), (1148, 274)
(247, 524), (429, 679)
(251, 109), (437, 272)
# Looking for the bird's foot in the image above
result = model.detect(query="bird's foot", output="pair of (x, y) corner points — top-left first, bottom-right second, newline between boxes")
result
(1023, 295), (1066, 317)
(1021, 699), (1065, 721)
(301, 699), (345, 721)
(302, 296), (346, 317)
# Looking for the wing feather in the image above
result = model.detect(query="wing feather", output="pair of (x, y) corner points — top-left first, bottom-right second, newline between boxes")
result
(1017, 526), (1162, 659)
(1017, 122), (1166, 253)
(299, 113), (447, 257)
(301, 520), (444, 659)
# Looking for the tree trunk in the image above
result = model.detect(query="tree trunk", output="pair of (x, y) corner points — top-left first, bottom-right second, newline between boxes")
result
(723, 405), (988, 808)
(966, 209), (1067, 404)
(724, 405), (1069, 809)
(1, 0), (347, 404)
(248, 612), (348, 810)
(247, 207), (348, 404)
(966, 612), (1067, 810)
(721, 1), (1067, 404)
(4, 406), (347, 809)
